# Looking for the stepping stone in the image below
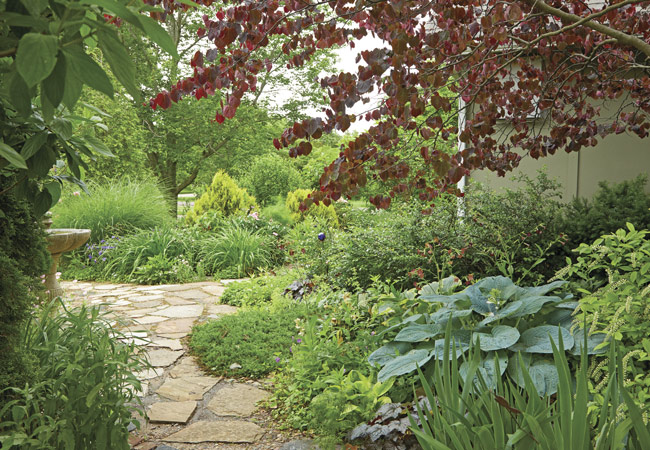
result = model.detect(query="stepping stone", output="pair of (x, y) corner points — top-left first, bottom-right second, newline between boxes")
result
(131, 295), (165, 302)
(169, 357), (204, 378)
(134, 367), (164, 380)
(157, 332), (188, 340)
(94, 285), (118, 290)
(157, 285), (191, 292)
(148, 401), (197, 423)
(206, 304), (238, 316)
(207, 384), (269, 417)
(174, 289), (212, 300)
(163, 420), (263, 443)
(156, 376), (219, 401)
(201, 285), (226, 296)
(156, 318), (195, 335)
(147, 337), (183, 351)
(128, 300), (164, 309)
(129, 308), (162, 318)
(146, 349), (184, 367)
(164, 296), (196, 306)
(136, 316), (169, 325)
(156, 304), (204, 318)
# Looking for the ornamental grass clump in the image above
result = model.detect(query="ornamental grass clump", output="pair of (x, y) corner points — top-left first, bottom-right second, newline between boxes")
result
(51, 178), (170, 243)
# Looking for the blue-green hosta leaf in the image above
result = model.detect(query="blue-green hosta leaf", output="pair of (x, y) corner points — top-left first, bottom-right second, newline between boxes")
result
(473, 325), (520, 351)
(522, 280), (567, 297)
(377, 349), (434, 382)
(519, 325), (574, 353)
(478, 300), (524, 326)
(419, 292), (470, 307)
(569, 329), (608, 356)
(460, 351), (508, 390)
(508, 354), (560, 396)
(432, 337), (470, 360)
(368, 342), (412, 367)
(555, 301), (579, 310)
(395, 324), (442, 342)
(509, 295), (563, 318)
(429, 308), (473, 323)
(466, 276), (527, 314)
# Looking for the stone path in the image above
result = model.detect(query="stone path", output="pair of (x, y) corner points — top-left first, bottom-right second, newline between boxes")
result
(60, 280), (314, 450)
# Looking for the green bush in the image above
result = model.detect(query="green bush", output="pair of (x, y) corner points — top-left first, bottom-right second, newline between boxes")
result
(371, 276), (603, 396)
(185, 170), (257, 225)
(51, 178), (171, 243)
(197, 224), (274, 278)
(0, 181), (49, 395)
(100, 225), (200, 284)
(239, 154), (302, 206)
(567, 224), (650, 406)
(190, 300), (313, 378)
(561, 175), (650, 254)
(286, 188), (339, 226)
(0, 300), (147, 449)
(220, 271), (301, 307)
(410, 329), (650, 450)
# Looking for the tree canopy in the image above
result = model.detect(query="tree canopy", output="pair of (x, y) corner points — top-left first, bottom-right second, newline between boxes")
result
(148, 0), (650, 209)
(2, 1), (650, 212)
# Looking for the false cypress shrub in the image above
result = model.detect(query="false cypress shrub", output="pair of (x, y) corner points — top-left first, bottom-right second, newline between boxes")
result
(185, 170), (257, 225)
(286, 188), (339, 226)
(0, 180), (50, 395)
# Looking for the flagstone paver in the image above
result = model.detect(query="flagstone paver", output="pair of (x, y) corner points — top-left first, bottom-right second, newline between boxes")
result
(148, 401), (197, 424)
(164, 420), (264, 443)
(207, 384), (270, 417)
(58, 278), (310, 448)
(146, 349), (185, 367)
(156, 376), (220, 401)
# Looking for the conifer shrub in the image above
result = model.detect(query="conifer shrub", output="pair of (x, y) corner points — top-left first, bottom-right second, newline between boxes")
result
(185, 170), (258, 225)
(286, 189), (339, 226)
(0, 181), (50, 396)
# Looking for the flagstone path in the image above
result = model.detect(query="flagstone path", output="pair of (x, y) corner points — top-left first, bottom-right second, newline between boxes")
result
(60, 280), (316, 450)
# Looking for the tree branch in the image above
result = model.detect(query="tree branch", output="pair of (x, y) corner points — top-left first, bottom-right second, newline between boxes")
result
(174, 137), (230, 194)
(523, 0), (650, 59)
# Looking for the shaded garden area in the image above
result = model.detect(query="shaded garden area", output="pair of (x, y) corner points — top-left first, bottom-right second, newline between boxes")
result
(3, 0), (650, 449)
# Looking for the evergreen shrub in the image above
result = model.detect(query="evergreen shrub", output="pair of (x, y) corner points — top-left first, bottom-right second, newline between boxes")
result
(286, 188), (339, 226)
(185, 170), (257, 224)
(0, 182), (50, 395)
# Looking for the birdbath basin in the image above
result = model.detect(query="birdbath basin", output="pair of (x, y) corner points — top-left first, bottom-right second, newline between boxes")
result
(45, 228), (91, 298)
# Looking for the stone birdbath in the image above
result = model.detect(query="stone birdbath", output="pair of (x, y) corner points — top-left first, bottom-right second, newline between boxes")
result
(44, 228), (91, 299)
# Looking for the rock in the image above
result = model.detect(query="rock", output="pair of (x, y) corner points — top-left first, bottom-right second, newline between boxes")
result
(156, 304), (204, 319)
(207, 384), (269, 417)
(174, 289), (212, 300)
(229, 363), (242, 370)
(136, 315), (169, 324)
(279, 440), (320, 450)
(164, 296), (196, 306)
(169, 357), (204, 378)
(156, 318), (195, 336)
(155, 445), (180, 450)
(201, 285), (226, 296)
(134, 367), (163, 380)
(127, 422), (137, 432)
(148, 401), (197, 423)
(163, 420), (263, 443)
(146, 349), (184, 367)
(147, 337), (184, 351)
(156, 376), (219, 402)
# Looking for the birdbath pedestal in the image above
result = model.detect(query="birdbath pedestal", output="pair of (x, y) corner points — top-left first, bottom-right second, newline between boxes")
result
(45, 229), (91, 299)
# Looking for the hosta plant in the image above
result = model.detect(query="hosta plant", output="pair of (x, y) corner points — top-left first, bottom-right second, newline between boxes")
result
(409, 329), (650, 450)
(370, 276), (607, 395)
